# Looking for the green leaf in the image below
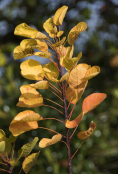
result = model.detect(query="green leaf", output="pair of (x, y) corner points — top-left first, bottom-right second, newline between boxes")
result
(18, 137), (39, 158)
(22, 152), (40, 174)
(0, 129), (6, 141)
(0, 141), (6, 152)
(8, 134), (17, 143)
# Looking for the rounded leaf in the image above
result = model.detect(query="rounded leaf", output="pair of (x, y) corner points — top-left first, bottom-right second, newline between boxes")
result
(39, 134), (62, 148)
(82, 93), (107, 114)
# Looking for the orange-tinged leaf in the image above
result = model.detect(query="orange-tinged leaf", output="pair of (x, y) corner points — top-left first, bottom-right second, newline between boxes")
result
(9, 121), (38, 137)
(35, 51), (51, 58)
(30, 80), (49, 89)
(9, 110), (43, 136)
(20, 59), (44, 81)
(82, 93), (107, 114)
(77, 121), (96, 140)
(68, 66), (87, 88)
(53, 6), (68, 26)
(51, 37), (66, 47)
(20, 39), (48, 52)
(17, 94), (43, 108)
(22, 152), (40, 174)
(43, 17), (57, 38)
(20, 85), (40, 98)
(65, 112), (84, 128)
(39, 134), (62, 148)
(68, 22), (87, 45)
(13, 45), (34, 59)
(82, 66), (100, 81)
(10, 110), (43, 123)
(35, 31), (49, 40)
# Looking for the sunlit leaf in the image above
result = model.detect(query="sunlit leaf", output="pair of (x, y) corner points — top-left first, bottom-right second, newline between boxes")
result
(20, 85), (40, 98)
(20, 59), (44, 81)
(68, 65), (88, 88)
(9, 110), (43, 136)
(65, 112), (84, 128)
(82, 93), (107, 114)
(14, 23), (48, 39)
(68, 22), (87, 45)
(35, 51), (51, 58)
(17, 94), (43, 108)
(39, 134), (62, 148)
(43, 17), (57, 38)
(62, 56), (82, 71)
(77, 121), (96, 140)
(20, 39), (48, 52)
(82, 66), (100, 81)
(43, 62), (59, 81)
(59, 72), (69, 82)
(18, 137), (39, 157)
(53, 6), (68, 26)
(65, 45), (74, 59)
(57, 31), (64, 37)
(51, 37), (66, 47)
(30, 80), (49, 89)
(23, 152), (40, 174)
(13, 45), (34, 59)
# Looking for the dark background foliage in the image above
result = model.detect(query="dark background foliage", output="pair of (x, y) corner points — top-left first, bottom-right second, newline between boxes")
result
(0, 0), (118, 174)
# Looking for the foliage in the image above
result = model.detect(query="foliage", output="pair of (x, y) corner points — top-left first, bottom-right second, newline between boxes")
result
(0, 6), (107, 174)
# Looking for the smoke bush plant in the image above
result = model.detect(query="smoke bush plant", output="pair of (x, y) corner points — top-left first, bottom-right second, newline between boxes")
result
(0, 6), (106, 174)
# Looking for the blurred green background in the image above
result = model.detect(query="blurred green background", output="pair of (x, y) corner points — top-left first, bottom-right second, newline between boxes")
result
(0, 0), (118, 174)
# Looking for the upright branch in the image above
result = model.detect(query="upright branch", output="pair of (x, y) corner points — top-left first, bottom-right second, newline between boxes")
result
(57, 53), (72, 174)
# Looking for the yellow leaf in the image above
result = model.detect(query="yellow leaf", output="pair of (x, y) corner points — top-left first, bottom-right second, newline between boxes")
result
(0, 129), (6, 141)
(9, 121), (38, 137)
(66, 85), (86, 104)
(20, 59), (44, 81)
(9, 110), (43, 136)
(22, 152), (40, 174)
(35, 51), (51, 58)
(20, 85), (40, 98)
(20, 39), (48, 52)
(59, 72), (69, 82)
(77, 121), (96, 140)
(68, 22), (87, 45)
(53, 6), (68, 26)
(39, 134), (62, 148)
(82, 66), (100, 81)
(17, 94), (43, 108)
(65, 112), (84, 128)
(62, 56), (82, 71)
(43, 62), (59, 81)
(57, 31), (64, 37)
(30, 80), (49, 89)
(14, 23), (48, 39)
(65, 45), (74, 59)
(68, 65), (88, 88)
(43, 17), (57, 38)
(51, 37), (66, 47)
(13, 45), (34, 60)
